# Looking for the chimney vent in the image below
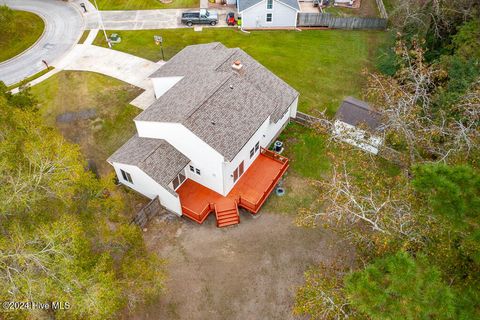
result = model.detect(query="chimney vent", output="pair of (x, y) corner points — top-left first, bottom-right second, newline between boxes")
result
(231, 60), (243, 71)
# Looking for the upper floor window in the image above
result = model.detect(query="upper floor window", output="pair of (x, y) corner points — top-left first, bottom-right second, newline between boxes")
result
(250, 147), (255, 158)
(195, 168), (201, 175)
(255, 141), (260, 152)
(120, 169), (133, 184)
(266, 0), (273, 9)
(266, 13), (273, 23)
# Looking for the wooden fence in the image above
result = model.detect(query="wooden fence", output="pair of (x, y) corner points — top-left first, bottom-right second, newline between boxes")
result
(132, 196), (163, 228)
(297, 12), (387, 30)
(376, 0), (388, 19)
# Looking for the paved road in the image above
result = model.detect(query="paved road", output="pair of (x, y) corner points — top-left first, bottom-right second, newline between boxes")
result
(85, 8), (229, 30)
(0, 0), (84, 86)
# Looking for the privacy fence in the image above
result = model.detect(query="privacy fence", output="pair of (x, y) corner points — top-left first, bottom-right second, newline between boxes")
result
(297, 0), (388, 30)
(132, 196), (163, 228)
(297, 12), (387, 30)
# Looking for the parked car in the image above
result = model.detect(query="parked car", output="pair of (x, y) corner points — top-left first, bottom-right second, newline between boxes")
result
(181, 9), (218, 27)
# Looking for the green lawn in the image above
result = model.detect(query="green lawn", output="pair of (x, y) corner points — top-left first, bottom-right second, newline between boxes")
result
(30, 71), (143, 176)
(324, 0), (380, 17)
(96, 0), (198, 10)
(0, 10), (44, 62)
(94, 28), (386, 115)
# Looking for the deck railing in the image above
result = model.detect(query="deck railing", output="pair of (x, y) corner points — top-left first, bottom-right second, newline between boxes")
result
(261, 147), (289, 164)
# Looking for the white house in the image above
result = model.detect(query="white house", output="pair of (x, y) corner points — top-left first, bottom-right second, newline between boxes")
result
(333, 97), (384, 154)
(237, 0), (300, 29)
(108, 43), (298, 227)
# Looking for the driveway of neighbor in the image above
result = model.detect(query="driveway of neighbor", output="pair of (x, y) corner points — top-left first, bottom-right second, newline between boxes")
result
(0, 0), (84, 86)
(134, 211), (355, 320)
(85, 8), (229, 30)
(57, 44), (163, 109)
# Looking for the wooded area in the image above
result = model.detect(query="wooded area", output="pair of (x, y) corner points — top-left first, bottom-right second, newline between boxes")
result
(294, 1), (480, 319)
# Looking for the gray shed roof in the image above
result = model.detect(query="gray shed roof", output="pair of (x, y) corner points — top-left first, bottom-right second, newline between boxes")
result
(335, 97), (383, 131)
(238, 0), (300, 12)
(137, 42), (299, 161)
(108, 135), (190, 190)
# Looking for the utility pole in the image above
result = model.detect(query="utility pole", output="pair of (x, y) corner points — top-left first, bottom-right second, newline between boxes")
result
(93, 0), (111, 48)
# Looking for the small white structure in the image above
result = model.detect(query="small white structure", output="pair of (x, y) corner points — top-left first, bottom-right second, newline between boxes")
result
(333, 97), (384, 154)
(108, 43), (299, 216)
(237, 0), (300, 29)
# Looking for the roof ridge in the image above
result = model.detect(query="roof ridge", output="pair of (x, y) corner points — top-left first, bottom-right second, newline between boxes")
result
(139, 139), (165, 164)
(184, 72), (233, 120)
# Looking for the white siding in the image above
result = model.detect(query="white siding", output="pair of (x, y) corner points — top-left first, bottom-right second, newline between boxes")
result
(222, 98), (296, 194)
(111, 162), (183, 214)
(332, 120), (383, 155)
(135, 121), (225, 194)
(152, 76), (183, 99)
(241, 0), (298, 28)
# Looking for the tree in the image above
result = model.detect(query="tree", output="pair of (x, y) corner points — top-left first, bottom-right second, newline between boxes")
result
(345, 252), (456, 320)
(412, 164), (480, 222)
(0, 92), (166, 319)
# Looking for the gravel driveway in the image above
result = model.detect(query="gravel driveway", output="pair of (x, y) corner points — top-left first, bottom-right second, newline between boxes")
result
(0, 0), (84, 86)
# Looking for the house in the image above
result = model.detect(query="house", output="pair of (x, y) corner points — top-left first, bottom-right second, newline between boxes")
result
(237, 0), (300, 29)
(333, 96), (384, 154)
(108, 42), (299, 227)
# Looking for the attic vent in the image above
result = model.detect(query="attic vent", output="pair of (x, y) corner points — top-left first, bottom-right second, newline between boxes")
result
(231, 60), (243, 71)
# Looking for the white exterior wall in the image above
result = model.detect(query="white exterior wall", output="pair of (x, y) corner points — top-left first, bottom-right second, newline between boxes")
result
(240, 0), (298, 29)
(332, 120), (383, 155)
(222, 98), (296, 194)
(152, 77), (183, 99)
(111, 162), (182, 214)
(135, 121), (225, 194)
(222, 117), (270, 195)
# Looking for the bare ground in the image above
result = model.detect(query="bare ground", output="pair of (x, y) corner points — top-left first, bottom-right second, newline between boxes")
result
(130, 211), (355, 320)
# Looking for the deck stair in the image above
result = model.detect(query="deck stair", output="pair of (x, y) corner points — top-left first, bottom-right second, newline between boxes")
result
(214, 198), (240, 228)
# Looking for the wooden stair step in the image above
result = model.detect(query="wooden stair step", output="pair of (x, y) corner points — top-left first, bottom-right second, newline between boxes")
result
(217, 210), (238, 216)
(218, 219), (239, 227)
(218, 216), (239, 224)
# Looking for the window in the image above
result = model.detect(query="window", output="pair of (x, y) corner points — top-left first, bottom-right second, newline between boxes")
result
(172, 172), (186, 190)
(255, 141), (260, 152)
(266, 0), (273, 9)
(250, 147), (255, 158)
(120, 169), (133, 184)
(266, 13), (272, 23)
(189, 165), (194, 172)
(195, 168), (201, 175)
(233, 161), (244, 183)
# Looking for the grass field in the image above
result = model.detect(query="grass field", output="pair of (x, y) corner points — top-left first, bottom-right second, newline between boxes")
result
(30, 71), (143, 176)
(95, 0), (198, 10)
(0, 10), (44, 62)
(94, 28), (386, 115)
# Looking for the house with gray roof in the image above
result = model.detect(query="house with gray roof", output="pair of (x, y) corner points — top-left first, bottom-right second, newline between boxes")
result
(333, 96), (384, 154)
(108, 43), (299, 220)
(237, 0), (300, 29)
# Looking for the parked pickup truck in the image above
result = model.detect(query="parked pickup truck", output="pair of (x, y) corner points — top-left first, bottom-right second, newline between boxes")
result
(181, 9), (218, 27)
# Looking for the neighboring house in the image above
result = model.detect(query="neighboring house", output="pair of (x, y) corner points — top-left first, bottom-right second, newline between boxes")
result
(108, 42), (298, 227)
(333, 97), (384, 154)
(237, 0), (300, 29)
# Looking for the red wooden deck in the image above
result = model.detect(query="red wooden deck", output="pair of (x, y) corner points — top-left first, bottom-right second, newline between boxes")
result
(176, 148), (289, 227)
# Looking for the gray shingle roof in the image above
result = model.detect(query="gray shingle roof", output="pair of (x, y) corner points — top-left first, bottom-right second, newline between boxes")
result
(137, 42), (299, 161)
(108, 135), (190, 190)
(238, 0), (300, 12)
(335, 97), (383, 131)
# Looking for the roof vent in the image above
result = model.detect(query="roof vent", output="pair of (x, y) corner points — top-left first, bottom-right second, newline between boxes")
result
(229, 84), (234, 89)
(231, 60), (243, 71)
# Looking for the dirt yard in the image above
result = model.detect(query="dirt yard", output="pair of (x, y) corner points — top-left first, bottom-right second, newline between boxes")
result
(131, 211), (354, 320)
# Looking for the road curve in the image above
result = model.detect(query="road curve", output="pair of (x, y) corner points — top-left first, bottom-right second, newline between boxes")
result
(0, 0), (84, 86)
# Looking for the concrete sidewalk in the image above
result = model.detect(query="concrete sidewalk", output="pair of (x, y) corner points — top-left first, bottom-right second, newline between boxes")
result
(58, 44), (164, 109)
(85, 8), (229, 30)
